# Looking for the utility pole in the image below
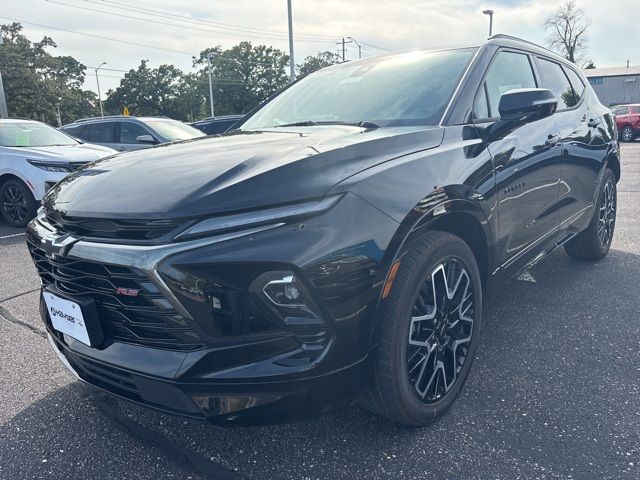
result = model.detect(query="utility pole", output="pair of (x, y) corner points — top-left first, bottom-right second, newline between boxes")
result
(337, 37), (354, 62)
(347, 37), (361, 59)
(482, 9), (494, 37)
(207, 52), (216, 117)
(287, 0), (295, 81)
(0, 37), (7, 118)
(95, 62), (106, 117)
(56, 98), (62, 127)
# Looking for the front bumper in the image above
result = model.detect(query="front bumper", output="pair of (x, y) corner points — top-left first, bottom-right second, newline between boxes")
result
(45, 327), (369, 424)
(28, 193), (399, 423)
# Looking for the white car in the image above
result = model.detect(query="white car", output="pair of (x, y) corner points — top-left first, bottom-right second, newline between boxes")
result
(0, 119), (116, 226)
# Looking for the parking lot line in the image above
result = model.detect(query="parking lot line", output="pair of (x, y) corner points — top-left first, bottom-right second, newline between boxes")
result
(0, 232), (25, 240)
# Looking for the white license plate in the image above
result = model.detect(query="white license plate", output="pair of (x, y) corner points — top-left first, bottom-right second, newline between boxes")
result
(43, 291), (91, 346)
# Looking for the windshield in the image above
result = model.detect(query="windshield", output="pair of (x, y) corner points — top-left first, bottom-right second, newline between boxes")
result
(142, 119), (205, 141)
(0, 122), (78, 147)
(241, 48), (476, 130)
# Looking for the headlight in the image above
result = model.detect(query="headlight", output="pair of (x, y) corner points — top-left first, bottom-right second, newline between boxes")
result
(174, 195), (342, 241)
(27, 159), (71, 173)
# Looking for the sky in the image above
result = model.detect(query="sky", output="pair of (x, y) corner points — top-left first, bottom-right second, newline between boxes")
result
(3, 0), (639, 94)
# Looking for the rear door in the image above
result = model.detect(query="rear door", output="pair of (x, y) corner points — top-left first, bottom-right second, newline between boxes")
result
(86, 122), (119, 150)
(535, 58), (605, 236)
(473, 49), (562, 274)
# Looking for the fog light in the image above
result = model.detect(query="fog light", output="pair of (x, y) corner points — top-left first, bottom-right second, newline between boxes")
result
(262, 275), (305, 307)
(283, 284), (300, 301)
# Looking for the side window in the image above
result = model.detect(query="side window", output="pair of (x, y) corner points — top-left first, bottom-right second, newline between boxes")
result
(474, 51), (536, 120)
(88, 122), (116, 143)
(120, 122), (153, 144)
(563, 67), (585, 105)
(618, 106), (630, 115)
(63, 125), (87, 140)
(537, 58), (576, 109)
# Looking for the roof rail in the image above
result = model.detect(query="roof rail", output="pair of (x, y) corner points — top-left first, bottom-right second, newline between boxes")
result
(488, 34), (558, 56)
(72, 115), (136, 123)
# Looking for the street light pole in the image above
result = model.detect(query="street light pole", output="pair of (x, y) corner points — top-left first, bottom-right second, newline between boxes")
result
(347, 37), (361, 59)
(207, 52), (216, 118)
(0, 37), (7, 118)
(482, 9), (494, 37)
(95, 62), (106, 117)
(287, 0), (295, 81)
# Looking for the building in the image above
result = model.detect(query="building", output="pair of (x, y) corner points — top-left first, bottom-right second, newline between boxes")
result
(583, 66), (640, 107)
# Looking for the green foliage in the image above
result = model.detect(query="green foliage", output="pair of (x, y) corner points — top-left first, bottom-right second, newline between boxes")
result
(0, 22), (98, 124)
(193, 41), (290, 117)
(297, 51), (342, 77)
(103, 60), (206, 121)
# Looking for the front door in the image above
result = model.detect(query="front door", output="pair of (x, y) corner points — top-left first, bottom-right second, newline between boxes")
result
(472, 50), (562, 274)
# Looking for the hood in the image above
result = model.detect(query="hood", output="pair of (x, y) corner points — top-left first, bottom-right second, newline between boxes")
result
(45, 125), (444, 219)
(11, 143), (116, 162)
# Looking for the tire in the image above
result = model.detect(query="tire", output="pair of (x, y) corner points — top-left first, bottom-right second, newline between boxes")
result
(364, 231), (483, 426)
(564, 169), (617, 261)
(0, 179), (38, 227)
(620, 126), (635, 142)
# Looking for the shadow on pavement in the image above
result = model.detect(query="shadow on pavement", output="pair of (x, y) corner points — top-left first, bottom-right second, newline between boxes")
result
(1, 248), (638, 480)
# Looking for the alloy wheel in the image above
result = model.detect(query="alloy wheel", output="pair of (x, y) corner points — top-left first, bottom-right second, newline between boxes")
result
(406, 259), (475, 403)
(621, 127), (633, 142)
(2, 185), (29, 224)
(597, 179), (616, 247)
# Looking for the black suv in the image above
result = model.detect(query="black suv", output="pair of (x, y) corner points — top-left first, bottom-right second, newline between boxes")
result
(28, 35), (619, 426)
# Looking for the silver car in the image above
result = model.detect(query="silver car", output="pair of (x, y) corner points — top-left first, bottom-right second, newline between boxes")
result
(60, 116), (205, 152)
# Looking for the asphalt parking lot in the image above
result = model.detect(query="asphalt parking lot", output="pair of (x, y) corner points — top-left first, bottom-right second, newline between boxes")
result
(1, 144), (639, 480)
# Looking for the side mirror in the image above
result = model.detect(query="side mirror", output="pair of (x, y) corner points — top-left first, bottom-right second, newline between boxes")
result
(136, 134), (157, 145)
(498, 88), (557, 123)
(485, 88), (557, 142)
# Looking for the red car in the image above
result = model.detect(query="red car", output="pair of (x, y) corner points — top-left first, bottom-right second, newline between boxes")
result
(612, 104), (640, 141)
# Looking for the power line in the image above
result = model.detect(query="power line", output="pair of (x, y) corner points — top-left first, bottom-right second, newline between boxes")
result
(88, 0), (339, 40)
(46, 0), (338, 44)
(0, 15), (198, 56)
(359, 41), (392, 52)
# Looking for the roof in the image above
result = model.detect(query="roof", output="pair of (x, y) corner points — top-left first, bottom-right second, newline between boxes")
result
(0, 118), (40, 124)
(71, 115), (170, 124)
(583, 66), (640, 78)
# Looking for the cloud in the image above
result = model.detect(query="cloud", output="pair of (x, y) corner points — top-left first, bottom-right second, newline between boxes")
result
(4, 0), (638, 94)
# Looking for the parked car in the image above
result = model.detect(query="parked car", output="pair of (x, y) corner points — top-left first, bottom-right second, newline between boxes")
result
(611, 104), (640, 141)
(60, 116), (205, 152)
(190, 114), (244, 135)
(0, 119), (115, 226)
(28, 35), (619, 426)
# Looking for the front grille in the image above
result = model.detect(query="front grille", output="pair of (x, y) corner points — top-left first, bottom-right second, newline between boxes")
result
(27, 235), (205, 351)
(44, 209), (186, 242)
(69, 352), (138, 394)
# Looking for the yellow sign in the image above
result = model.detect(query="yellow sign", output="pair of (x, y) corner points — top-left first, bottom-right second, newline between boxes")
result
(122, 106), (130, 116)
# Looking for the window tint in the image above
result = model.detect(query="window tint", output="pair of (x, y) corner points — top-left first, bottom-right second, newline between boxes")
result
(563, 67), (585, 104)
(537, 58), (576, 109)
(617, 106), (631, 115)
(472, 85), (489, 121)
(120, 122), (152, 144)
(88, 122), (116, 143)
(62, 124), (87, 140)
(477, 51), (536, 119)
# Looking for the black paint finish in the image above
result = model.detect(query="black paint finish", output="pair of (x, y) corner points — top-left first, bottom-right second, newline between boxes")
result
(29, 35), (619, 424)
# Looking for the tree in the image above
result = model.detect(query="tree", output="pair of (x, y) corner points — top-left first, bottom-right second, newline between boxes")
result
(104, 60), (197, 120)
(297, 51), (342, 77)
(0, 22), (97, 124)
(544, 0), (592, 66)
(194, 41), (289, 116)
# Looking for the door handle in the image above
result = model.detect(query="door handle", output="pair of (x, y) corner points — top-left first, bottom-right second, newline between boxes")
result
(588, 117), (602, 128)
(545, 134), (561, 147)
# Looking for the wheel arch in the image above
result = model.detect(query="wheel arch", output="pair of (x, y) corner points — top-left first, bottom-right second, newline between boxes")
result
(379, 197), (494, 302)
(606, 149), (621, 182)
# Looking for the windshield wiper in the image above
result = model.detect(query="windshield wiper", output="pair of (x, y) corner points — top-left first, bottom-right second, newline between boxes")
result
(274, 120), (381, 129)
